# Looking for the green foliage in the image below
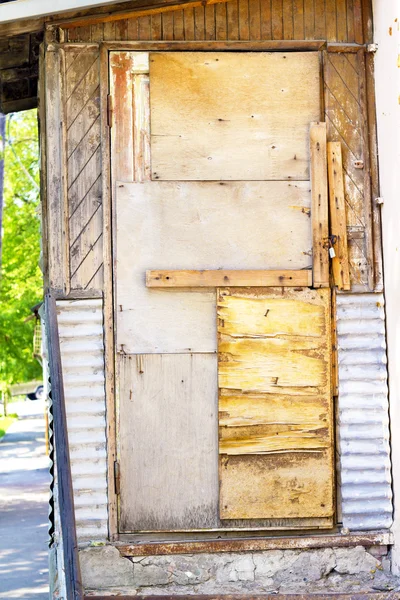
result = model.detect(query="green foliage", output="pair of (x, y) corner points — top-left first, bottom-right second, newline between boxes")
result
(0, 110), (42, 392)
(0, 415), (18, 439)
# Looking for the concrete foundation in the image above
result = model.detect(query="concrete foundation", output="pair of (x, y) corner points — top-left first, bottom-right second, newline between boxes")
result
(80, 545), (400, 596)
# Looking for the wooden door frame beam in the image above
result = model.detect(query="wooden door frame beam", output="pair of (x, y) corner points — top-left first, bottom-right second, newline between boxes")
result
(49, 40), (369, 52)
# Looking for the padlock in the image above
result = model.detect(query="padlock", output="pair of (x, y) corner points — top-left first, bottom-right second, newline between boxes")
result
(329, 246), (336, 259)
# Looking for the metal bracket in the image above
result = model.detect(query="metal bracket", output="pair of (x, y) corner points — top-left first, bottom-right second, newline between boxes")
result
(376, 197), (384, 205)
(367, 43), (378, 53)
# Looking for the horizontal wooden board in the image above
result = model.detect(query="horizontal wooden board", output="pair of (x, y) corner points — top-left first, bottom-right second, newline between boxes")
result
(218, 287), (334, 520)
(150, 52), (320, 180)
(119, 353), (219, 531)
(116, 181), (312, 353)
(146, 269), (312, 288)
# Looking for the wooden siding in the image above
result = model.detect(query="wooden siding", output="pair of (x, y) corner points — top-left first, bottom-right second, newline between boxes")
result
(65, 0), (364, 43)
(0, 31), (42, 113)
(218, 287), (334, 522)
(324, 50), (374, 291)
(64, 47), (104, 291)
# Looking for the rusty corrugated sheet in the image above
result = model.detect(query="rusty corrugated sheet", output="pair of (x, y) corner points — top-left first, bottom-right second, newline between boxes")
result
(336, 293), (392, 530)
(57, 298), (108, 541)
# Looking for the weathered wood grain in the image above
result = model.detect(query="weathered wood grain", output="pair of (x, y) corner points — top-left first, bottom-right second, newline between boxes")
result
(150, 52), (320, 180)
(310, 122), (329, 289)
(63, 0), (369, 44)
(327, 142), (350, 290)
(118, 353), (219, 531)
(64, 47), (103, 292)
(324, 50), (374, 292)
(116, 180), (312, 353)
(146, 270), (312, 288)
(218, 287), (333, 521)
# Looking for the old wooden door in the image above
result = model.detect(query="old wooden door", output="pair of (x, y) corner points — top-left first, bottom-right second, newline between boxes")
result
(110, 51), (334, 532)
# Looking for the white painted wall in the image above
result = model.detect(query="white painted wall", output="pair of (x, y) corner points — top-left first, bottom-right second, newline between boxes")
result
(373, 0), (400, 575)
(0, 0), (124, 23)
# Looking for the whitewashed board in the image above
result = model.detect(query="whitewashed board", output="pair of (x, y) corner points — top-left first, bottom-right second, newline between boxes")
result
(150, 52), (321, 181)
(119, 353), (219, 531)
(116, 180), (312, 353)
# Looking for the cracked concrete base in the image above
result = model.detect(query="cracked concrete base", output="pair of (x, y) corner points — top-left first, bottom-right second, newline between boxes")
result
(80, 545), (400, 595)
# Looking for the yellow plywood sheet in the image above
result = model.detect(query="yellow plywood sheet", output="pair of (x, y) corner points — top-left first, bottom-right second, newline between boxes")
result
(218, 287), (334, 520)
(150, 52), (320, 180)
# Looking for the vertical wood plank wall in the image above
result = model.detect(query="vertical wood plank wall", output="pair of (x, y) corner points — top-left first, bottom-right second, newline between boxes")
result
(65, 0), (364, 44)
(53, 0), (378, 297)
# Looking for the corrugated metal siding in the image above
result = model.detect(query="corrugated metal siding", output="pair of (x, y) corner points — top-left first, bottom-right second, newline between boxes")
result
(57, 298), (108, 541)
(336, 293), (393, 530)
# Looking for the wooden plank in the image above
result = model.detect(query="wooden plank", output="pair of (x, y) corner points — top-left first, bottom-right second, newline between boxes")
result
(162, 10), (174, 40)
(327, 142), (350, 290)
(282, 0), (294, 40)
(303, 0), (314, 39)
(46, 47), (68, 295)
(194, 5), (206, 39)
(173, 10), (185, 40)
(98, 40), (326, 50)
(146, 270), (312, 288)
(238, 0), (250, 40)
(119, 531), (394, 556)
(133, 73), (151, 181)
(118, 353), (218, 531)
(183, 7), (196, 39)
(260, 0), (272, 39)
(325, 0), (337, 41)
(271, 0), (283, 39)
(150, 52), (320, 181)
(248, 0), (261, 40)
(335, 0), (348, 42)
(215, 2), (228, 39)
(116, 180), (312, 354)
(293, 0), (305, 40)
(204, 4), (216, 39)
(218, 287), (333, 520)
(226, 0), (239, 40)
(109, 52), (135, 182)
(310, 122), (329, 288)
(60, 0), (235, 29)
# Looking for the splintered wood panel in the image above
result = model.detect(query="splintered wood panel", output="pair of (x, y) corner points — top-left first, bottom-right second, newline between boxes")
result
(218, 287), (334, 520)
(116, 181), (312, 353)
(150, 52), (320, 180)
(119, 353), (218, 531)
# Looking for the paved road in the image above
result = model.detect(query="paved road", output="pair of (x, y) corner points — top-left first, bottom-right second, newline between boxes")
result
(0, 402), (50, 599)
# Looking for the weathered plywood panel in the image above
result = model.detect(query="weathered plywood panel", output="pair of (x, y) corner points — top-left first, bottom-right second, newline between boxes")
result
(150, 52), (320, 180)
(116, 180), (312, 353)
(220, 452), (334, 519)
(119, 353), (218, 531)
(218, 287), (334, 520)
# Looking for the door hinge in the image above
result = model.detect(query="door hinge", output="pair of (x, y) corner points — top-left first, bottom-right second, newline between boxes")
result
(107, 94), (113, 128)
(114, 460), (120, 495)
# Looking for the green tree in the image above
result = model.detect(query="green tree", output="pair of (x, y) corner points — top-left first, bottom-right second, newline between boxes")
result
(0, 110), (42, 392)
